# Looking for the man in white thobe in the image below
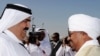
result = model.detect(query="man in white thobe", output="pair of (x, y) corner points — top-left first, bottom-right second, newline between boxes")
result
(27, 28), (51, 56)
(56, 45), (76, 56)
(55, 37), (76, 56)
(28, 43), (46, 56)
(0, 3), (32, 56)
(68, 14), (100, 56)
(37, 28), (51, 56)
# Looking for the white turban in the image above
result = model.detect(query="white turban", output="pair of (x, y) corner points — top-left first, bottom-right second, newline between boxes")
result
(68, 14), (100, 40)
(0, 3), (32, 33)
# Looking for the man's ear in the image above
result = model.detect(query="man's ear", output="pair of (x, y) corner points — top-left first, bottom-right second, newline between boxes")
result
(81, 32), (92, 41)
(77, 32), (87, 41)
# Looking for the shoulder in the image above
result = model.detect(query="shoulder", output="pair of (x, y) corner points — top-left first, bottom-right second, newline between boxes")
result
(75, 45), (100, 56)
(0, 33), (17, 49)
(0, 33), (12, 44)
(87, 46), (100, 56)
(0, 33), (8, 44)
(0, 33), (11, 52)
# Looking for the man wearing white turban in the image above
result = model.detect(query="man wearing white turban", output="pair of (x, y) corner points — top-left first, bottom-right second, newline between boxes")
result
(0, 3), (32, 56)
(68, 14), (100, 56)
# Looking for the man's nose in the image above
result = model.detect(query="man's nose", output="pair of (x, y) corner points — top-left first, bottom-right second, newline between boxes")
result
(27, 22), (31, 28)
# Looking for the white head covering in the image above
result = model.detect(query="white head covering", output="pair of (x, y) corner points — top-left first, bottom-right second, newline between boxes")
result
(0, 3), (32, 33)
(35, 28), (51, 56)
(68, 14), (100, 40)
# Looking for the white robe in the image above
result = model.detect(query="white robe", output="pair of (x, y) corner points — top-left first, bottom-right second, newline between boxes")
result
(0, 30), (30, 56)
(56, 45), (76, 56)
(28, 43), (47, 56)
(75, 40), (100, 56)
(35, 28), (51, 56)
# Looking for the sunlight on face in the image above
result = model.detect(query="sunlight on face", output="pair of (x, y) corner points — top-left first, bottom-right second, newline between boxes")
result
(68, 31), (84, 51)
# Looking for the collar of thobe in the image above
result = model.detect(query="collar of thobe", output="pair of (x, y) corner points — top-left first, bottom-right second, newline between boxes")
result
(78, 40), (99, 52)
(3, 30), (22, 44)
(65, 45), (71, 52)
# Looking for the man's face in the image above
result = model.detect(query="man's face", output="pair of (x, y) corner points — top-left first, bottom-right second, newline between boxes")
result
(68, 31), (83, 51)
(52, 35), (58, 42)
(41, 31), (45, 40)
(38, 30), (45, 41)
(20, 17), (31, 40)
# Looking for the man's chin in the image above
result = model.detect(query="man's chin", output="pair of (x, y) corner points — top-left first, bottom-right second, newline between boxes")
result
(70, 46), (75, 51)
(72, 48), (76, 51)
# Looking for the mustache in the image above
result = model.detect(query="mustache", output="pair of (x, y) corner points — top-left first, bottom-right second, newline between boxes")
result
(24, 27), (29, 30)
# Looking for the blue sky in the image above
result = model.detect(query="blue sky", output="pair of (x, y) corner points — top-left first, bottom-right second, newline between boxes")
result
(0, 0), (100, 38)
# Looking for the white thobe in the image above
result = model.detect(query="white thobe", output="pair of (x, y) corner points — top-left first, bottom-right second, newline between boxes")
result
(75, 40), (100, 56)
(34, 28), (51, 56)
(39, 40), (51, 56)
(0, 30), (30, 56)
(56, 45), (76, 56)
(28, 43), (47, 56)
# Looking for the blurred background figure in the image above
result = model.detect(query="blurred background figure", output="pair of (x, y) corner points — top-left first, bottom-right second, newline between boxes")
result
(25, 28), (51, 56)
(56, 36), (76, 56)
(38, 28), (51, 56)
(97, 36), (100, 44)
(50, 32), (60, 49)
(50, 32), (76, 56)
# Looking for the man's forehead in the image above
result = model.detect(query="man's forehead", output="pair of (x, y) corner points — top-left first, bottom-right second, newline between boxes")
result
(69, 31), (83, 33)
(24, 17), (31, 21)
(26, 17), (31, 19)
